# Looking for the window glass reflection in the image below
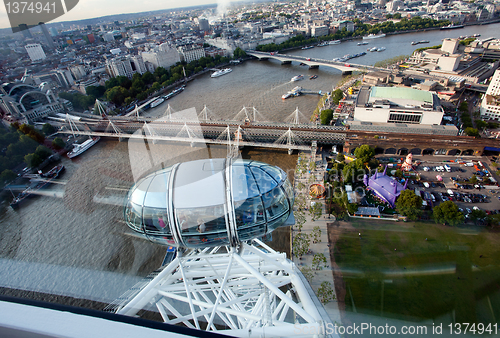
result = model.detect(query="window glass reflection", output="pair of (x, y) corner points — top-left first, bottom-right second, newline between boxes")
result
(283, 179), (295, 207)
(125, 202), (142, 231)
(143, 207), (170, 234)
(249, 167), (278, 194)
(262, 186), (289, 220)
(232, 166), (260, 202)
(267, 213), (289, 233)
(238, 224), (266, 242)
(261, 165), (285, 184)
(234, 196), (265, 228)
(176, 205), (227, 234)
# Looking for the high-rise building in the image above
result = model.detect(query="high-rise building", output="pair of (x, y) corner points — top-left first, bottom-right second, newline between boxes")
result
(49, 27), (58, 36)
(141, 43), (181, 70)
(177, 44), (205, 63)
(198, 18), (210, 32)
(87, 34), (95, 43)
(106, 55), (147, 78)
(480, 69), (500, 121)
(39, 23), (55, 49)
(18, 24), (33, 38)
(25, 44), (46, 62)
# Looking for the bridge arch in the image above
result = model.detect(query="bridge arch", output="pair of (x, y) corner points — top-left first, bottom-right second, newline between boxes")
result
(398, 148), (409, 155)
(410, 148), (422, 155)
(385, 148), (397, 155)
(435, 149), (447, 155)
(462, 149), (474, 156)
(447, 149), (461, 156)
(374, 147), (384, 155)
(422, 148), (434, 155)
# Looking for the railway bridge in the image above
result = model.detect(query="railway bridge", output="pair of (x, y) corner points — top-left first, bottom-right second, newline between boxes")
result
(246, 51), (381, 74)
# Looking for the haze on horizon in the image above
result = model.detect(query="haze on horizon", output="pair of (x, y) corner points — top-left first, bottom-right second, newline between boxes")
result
(0, 0), (235, 31)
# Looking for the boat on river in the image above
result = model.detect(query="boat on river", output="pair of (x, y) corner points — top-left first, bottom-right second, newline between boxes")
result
(150, 97), (165, 108)
(68, 137), (100, 159)
(10, 165), (65, 209)
(211, 68), (232, 78)
(363, 33), (386, 40)
(291, 75), (304, 82)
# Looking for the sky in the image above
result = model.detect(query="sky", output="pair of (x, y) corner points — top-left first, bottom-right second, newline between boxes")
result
(0, 0), (231, 30)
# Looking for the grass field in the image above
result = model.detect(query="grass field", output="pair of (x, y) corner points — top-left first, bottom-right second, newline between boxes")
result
(334, 219), (500, 324)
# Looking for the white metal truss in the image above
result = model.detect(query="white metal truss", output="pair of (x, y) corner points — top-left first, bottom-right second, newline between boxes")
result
(114, 239), (328, 338)
(176, 122), (204, 141)
(66, 114), (81, 136)
(232, 106), (266, 122)
(284, 107), (307, 125)
(93, 99), (107, 116)
(164, 104), (176, 120)
(105, 119), (123, 135)
(274, 128), (304, 151)
(198, 105), (219, 121)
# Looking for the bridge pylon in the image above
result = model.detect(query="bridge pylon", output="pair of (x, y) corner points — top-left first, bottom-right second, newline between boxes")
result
(176, 122), (204, 147)
(284, 107), (307, 125)
(198, 105), (219, 121)
(93, 99), (107, 117)
(143, 122), (159, 144)
(164, 104), (176, 120)
(65, 113), (82, 137)
(233, 106), (265, 123)
(274, 128), (304, 155)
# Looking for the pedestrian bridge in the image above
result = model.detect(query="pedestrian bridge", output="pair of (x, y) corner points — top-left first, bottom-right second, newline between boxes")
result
(246, 51), (379, 74)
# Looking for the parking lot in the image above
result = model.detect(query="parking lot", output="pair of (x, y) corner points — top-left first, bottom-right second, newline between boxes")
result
(379, 155), (500, 218)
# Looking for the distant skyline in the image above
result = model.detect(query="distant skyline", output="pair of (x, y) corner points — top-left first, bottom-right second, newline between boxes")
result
(0, 0), (236, 31)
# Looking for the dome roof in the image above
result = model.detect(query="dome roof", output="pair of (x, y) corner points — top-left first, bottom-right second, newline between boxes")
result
(124, 159), (294, 248)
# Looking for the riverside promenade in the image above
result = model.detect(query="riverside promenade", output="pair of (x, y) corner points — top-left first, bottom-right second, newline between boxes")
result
(291, 150), (342, 329)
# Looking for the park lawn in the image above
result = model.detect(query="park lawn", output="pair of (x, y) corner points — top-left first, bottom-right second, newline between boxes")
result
(334, 219), (500, 323)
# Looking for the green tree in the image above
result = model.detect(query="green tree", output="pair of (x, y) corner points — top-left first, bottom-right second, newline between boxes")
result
(295, 210), (306, 232)
(320, 109), (333, 125)
(347, 203), (358, 215)
(52, 137), (65, 149)
(433, 201), (464, 226)
(336, 153), (345, 162)
(0, 169), (17, 182)
(41, 123), (55, 135)
(309, 202), (322, 221)
(233, 47), (247, 58)
(469, 209), (487, 224)
(34, 145), (52, 160)
(465, 127), (479, 137)
(312, 225), (321, 243)
(24, 153), (42, 168)
(317, 281), (335, 304)
(85, 85), (106, 98)
(312, 253), (327, 270)
(395, 190), (423, 221)
(354, 144), (375, 163)
(475, 120), (487, 130)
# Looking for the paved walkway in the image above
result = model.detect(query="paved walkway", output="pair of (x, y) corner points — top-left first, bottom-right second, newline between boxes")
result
(291, 151), (342, 329)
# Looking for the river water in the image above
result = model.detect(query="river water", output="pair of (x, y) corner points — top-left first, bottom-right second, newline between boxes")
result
(0, 23), (499, 312)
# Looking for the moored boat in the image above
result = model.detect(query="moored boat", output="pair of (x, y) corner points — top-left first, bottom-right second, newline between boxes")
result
(211, 68), (232, 78)
(363, 33), (386, 40)
(150, 97), (165, 108)
(10, 164), (65, 209)
(357, 41), (368, 45)
(329, 40), (341, 45)
(67, 137), (100, 159)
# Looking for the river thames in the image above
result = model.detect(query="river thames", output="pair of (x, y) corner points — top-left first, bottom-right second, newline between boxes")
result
(1, 23), (499, 315)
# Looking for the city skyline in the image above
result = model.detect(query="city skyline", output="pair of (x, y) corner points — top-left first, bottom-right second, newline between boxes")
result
(0, 0), (234, 30)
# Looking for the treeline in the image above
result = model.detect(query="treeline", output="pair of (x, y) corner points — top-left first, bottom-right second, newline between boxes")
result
(101, 51), (248, 107)
(256, 17), (450, 52)
(0, 123), (57, 183)
(58, 85), (106, 112)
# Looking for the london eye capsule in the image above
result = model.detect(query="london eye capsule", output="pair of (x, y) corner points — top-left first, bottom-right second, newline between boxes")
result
(124, 159), (295, 248)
